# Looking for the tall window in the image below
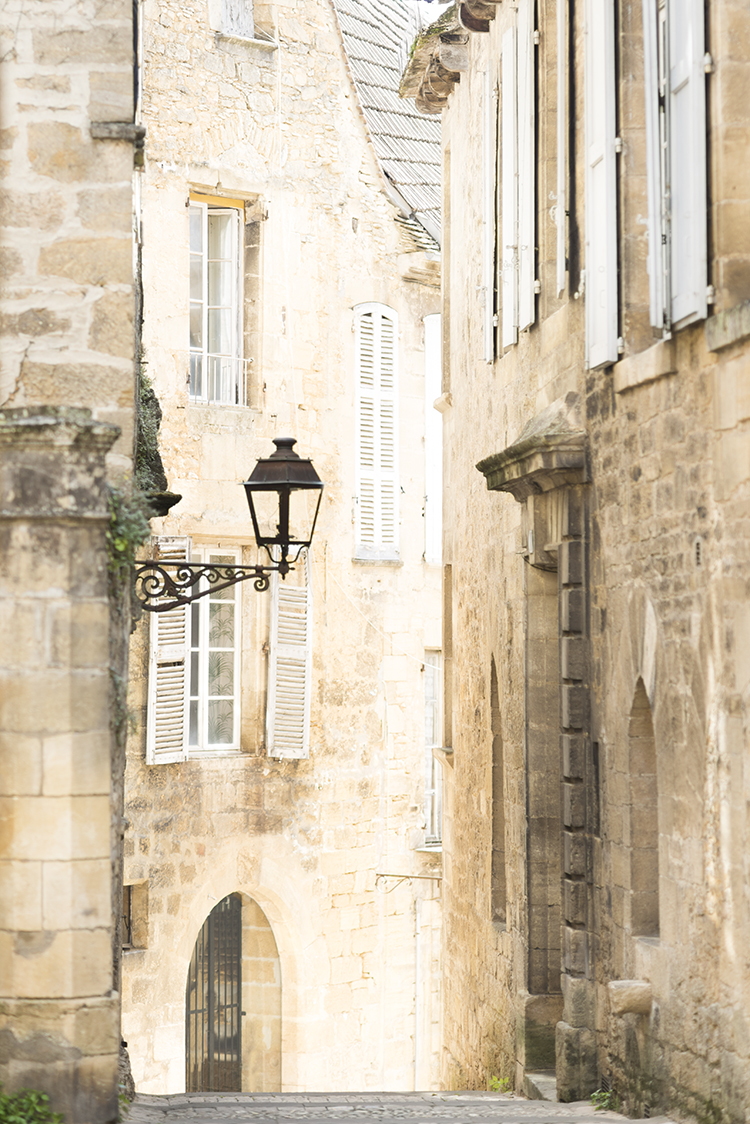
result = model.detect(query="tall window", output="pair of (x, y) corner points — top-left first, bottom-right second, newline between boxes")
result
(643, 0), (707, 331)
(424, 651), (442, 845)
(501, 0), (536, 350)
(189, 198), (245, 405)
(146, 541), (241, 762)
(424, 314), (442, 566)
(354, 303), (399, 559)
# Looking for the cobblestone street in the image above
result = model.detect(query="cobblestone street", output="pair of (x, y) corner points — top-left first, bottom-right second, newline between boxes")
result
(128, 1092), (676, 1124)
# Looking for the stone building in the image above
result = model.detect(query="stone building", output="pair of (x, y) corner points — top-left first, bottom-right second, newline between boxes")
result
(403, 1), (750, 1121)
(0, 0), (139, 1121)
(122, 0), (444, 1095)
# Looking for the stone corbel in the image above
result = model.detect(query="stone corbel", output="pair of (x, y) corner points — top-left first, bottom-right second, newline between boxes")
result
(607, 979), (653, 1016)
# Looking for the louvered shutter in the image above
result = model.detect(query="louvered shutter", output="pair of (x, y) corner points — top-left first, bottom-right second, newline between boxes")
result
(517, 0), (536, 332)
(267, 549), (312, 759)
(556, 0), (568, 297)
(668, 0), (706, 326)
(146, 537), (190, 764)
(482, 69), (498, 363)
(355, 305), (399, 557)
(584, 0), (618, 369)
(642, 0), (666, 329)
(501, 26), (518, 349)
(222, 0), (254, 38)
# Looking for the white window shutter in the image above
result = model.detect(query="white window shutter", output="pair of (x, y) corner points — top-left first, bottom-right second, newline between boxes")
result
(556, 0), (568, 298)
(668, 0), (707, 326)
(642, 0), (665, 329)
(355, 305), (399, 557)
(584, 0), (618, 369)
(423, 313), (442, 566)
(501, 26), (518, 349)
(517, 0), (536, 332)
(146, 537), (191, 765)
(482, 69), (498, 363)
(222, 0), (254, 38)
(267, 550), (312, 759)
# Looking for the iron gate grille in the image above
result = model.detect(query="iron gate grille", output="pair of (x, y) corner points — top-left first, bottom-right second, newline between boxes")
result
(186, 893), (242, 1091)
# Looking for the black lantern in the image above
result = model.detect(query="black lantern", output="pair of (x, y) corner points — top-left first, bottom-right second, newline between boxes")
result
(242, 437), (324, 575)
(134, 437), (324, 611)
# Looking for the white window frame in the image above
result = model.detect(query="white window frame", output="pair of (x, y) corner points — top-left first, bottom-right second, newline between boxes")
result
(354, 302), (400, 560)
(266, 549), (313, 759)
(502, 25), (519, 349)
(643, 0), (707, 331)
(584, 0), (618, 369)
(424, 651), (443, 845)
(189, 200), (245, 406)
(556, 0), (568, 298)
(146, 539), (243, 763)
(187, 546), (242, 754)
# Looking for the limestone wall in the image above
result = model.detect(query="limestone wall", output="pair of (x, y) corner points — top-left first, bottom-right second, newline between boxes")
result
(122, 0), (443, 1094)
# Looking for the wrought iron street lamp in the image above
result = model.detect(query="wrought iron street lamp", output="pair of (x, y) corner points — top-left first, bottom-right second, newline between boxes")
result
(135, 437), (324, 612)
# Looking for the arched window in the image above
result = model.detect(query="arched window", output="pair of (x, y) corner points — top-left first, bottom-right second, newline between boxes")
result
(354, 303), (399, 559)
(629, 679), (659, 937)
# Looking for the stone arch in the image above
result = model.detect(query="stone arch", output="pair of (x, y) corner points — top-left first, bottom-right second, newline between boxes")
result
(490, 656), (507, 924)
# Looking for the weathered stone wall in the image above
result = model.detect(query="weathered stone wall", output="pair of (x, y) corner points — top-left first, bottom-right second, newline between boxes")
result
(0, 2), (137, 1119)
(425, 0), (750, 1119)
(121, 0), (443, 1094)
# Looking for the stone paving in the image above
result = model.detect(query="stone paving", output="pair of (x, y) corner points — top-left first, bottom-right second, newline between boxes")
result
(127, 1091), (678, 1124)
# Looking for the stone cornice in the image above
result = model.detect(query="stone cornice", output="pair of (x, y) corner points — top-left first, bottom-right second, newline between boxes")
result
(476, 394), (588, 502)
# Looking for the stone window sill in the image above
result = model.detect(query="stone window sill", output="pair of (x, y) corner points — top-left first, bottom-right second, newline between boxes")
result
(613, 338), (676, 394)
(216, 32), (278, 50)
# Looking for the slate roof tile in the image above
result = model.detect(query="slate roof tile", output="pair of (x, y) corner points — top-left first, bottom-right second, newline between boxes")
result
(331, 0), (442, 247)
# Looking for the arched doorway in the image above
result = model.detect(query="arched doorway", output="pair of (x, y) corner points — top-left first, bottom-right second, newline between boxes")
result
(185, 893), (282, 1092)
(186, 893), (242, 1092)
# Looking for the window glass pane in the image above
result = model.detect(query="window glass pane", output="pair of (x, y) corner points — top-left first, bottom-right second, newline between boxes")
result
(189, 207), (203, 252)
(208, 261), (232, 307)
(189, 700), (199, 745)
(209, 651), (234, 697)
(190, 303), (203, 349)
(191, 601), (201, 643)
(210, 602), (235, 646)
(190, 256), (203, 301)
(207, 308), (232, 355)
(208, 212), (233, 259)
(190, 651), (200, 696)
(208, 699), (234, 744)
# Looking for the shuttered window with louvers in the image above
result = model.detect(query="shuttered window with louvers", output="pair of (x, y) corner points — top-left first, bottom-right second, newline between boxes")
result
(584, 0), (618, 369)
(355, 304), (399, 559)
(146, 537), (191, 764)
(266, 549), (312, 759)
